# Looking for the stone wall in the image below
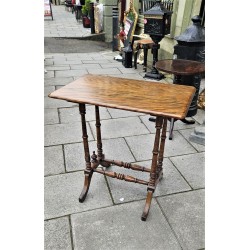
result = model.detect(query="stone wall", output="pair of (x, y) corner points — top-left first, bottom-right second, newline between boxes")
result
(100, 0), (118, 43)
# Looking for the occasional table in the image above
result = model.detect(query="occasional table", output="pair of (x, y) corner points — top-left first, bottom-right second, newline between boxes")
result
(155, 59), (205, 140)
(48, 74), (195, 221)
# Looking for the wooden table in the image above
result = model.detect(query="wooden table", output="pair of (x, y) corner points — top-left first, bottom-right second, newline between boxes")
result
(155, 59), (205, 140)
(49, 74), (195, 221)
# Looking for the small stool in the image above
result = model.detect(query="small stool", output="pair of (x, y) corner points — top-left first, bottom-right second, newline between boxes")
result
(133, 38), (154, 72)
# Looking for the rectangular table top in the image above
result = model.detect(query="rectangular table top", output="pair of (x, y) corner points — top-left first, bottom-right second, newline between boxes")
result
(49, 74), (195, 119)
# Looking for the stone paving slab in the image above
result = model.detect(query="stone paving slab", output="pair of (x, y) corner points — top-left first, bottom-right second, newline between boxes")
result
(71, 199), (182, 250)
(73, 54), (100, 60)
(59, 106), (111, 123)
(44, 171), (113, 220)
(44, 96), (77, 109)
(139, 115), (197, 133)
(44, 216), (72, 250)
(66, 56), (91, 61)
(70, 64), (102, 70)
(107, 108), (145, 119)
(45, 57), (65, 63)
(87, 68), (122, 75)
(44, 77), (74, 86)
(44, 71), (55, 78)
(44, 145), (65, 176)
(51, 54), (70, 59)
(64, 138), (135, 172)
(100, 62), (126, 68)
(83, 59), (112, 64)
(179, 128), (205, 152)
(90, 53), (108, 59)
(118, 67), (141, 74)
(108, 73), (145, 80)
(44, 86), (55, 97)
(106, 158), (191, 204)
(45, 65), (71, 71)
(44, 122), (92, 146)
(170, 152), (205, 189)
(55, 85), (64, 90)
(102, 54), (121, 61)
(44, 60), (54, 66)
(89, 117), (150, 140)
(192, 109), (205, 125)
(125, 132), (197, 161)
(157, 190), (205, 250)
(53, 60), (84, 65)
(44, 108), (59, 125)
(55, 69), (88, 78)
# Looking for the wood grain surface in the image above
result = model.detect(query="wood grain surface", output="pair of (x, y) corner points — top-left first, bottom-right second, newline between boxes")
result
(155, 59), (205, 76)
(48, 74), (195, 119)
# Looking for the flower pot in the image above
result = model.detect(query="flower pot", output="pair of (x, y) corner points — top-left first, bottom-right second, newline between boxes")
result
(82, 16), (90, 28)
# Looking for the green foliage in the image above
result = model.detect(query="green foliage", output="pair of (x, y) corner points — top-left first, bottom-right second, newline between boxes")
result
(81, 0), (91, 16)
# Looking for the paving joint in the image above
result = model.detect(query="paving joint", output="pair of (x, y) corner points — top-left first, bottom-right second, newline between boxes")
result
(168, 157), (195, 190)
(155, 197), (184, 250)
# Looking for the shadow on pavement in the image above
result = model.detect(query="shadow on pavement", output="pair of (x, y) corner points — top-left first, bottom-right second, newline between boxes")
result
(44, 37), (112, 53)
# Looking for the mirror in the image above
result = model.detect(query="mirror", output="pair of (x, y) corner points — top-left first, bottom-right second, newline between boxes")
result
(123, 0), (138, 47)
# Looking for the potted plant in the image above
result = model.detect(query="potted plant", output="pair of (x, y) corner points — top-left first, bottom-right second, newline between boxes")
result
(82, 0), (91, 28)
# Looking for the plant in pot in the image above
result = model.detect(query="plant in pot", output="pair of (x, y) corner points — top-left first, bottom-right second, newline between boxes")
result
(82, 0), (91, 28)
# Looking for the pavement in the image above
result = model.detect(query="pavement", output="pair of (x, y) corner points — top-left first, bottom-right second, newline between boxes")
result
(44, 4), (205, 250)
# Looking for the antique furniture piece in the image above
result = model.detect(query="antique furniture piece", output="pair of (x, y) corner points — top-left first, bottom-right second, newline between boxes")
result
(133, 36), (154, 71)
(48, 74), (195, 221)
(143, 0), (173, 79)
(174, 16), (205, 65)
(114, 0), (138, 62)
(155, 59), (205, 140)
(123, 0), (138, 44)
(119, 0), (138, 50)
(173, 15), (205, 107)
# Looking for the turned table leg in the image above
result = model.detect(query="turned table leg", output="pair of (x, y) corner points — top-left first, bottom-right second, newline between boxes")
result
(168, 118), (175, 140)
(143, 45), (149, 72)
(156, 117), (168, 181)
(141, 116), (164, 221)
(95, 106), (110, 168)
(79, 104), (93, 203)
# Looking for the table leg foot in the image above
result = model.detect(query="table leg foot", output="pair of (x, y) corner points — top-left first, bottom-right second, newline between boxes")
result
(141, 190), (153, 221)
(79, 173), (92, 203)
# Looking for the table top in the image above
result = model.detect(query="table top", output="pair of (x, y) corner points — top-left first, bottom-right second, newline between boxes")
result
(155, 59), (205, 76)
(49, 75), (196, 119)
(134, 38), (154, 45)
